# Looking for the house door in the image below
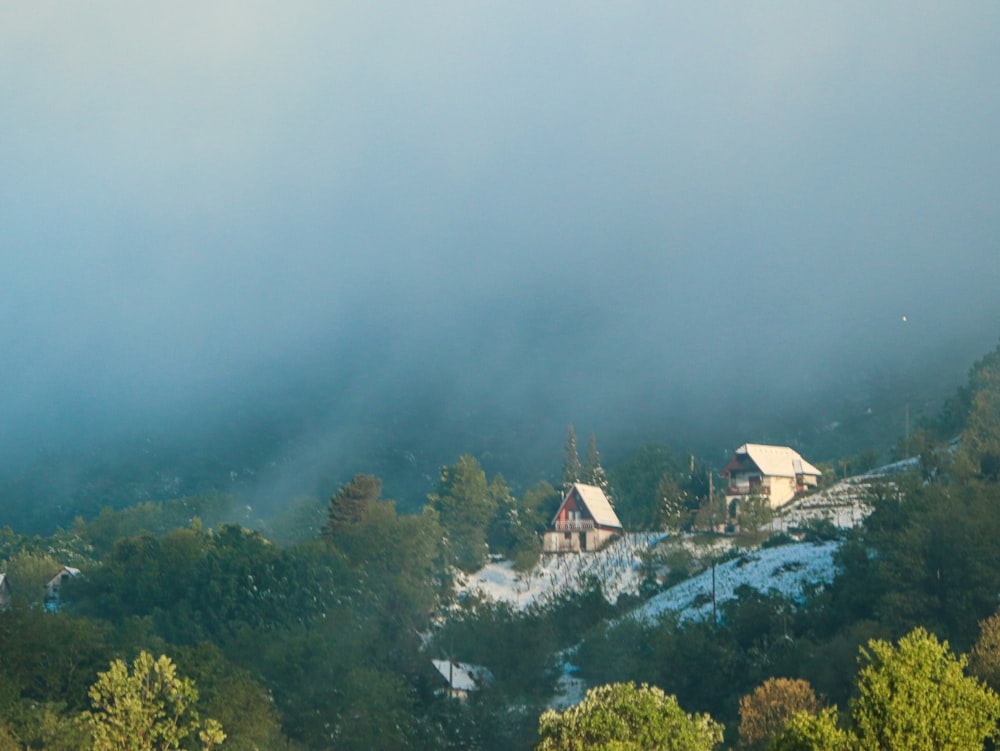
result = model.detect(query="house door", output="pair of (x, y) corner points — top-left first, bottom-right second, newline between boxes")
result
(579, 532), (587, 551)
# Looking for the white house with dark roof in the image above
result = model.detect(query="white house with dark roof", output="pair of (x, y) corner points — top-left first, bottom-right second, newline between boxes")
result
(721, 443), (822, 509)
(0, 573), (10, 610)
(543, 483), (623, 553)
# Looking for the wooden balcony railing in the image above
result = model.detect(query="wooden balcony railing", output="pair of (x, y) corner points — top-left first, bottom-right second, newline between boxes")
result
(725, 485), (771, 497)
(552, 519), (596, 532)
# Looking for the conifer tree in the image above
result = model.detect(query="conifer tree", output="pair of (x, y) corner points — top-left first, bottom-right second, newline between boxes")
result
(428, 455), (503, 572)
(583, 432), (613, 503)
(562, 425), (582, 492)
(325, 474), (382, 535)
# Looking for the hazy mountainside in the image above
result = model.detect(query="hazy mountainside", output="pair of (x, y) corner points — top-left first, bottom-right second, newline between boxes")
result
(0, 335), (984, 536)
(0, 338), (999, 750)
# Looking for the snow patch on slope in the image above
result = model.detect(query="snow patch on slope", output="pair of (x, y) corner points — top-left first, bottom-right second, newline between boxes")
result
(458, 533), (665, 610)
(631, 540), (840, 623)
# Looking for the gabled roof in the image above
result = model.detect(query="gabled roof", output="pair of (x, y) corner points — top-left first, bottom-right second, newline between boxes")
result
(723, 444), (822, 479)
(552, 483), (623, 530)
(432, 660), (494, 691)
(46, 566), (81, 589)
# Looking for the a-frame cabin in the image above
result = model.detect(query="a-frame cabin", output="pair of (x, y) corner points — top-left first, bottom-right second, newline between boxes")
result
(543, 483), (623, 553)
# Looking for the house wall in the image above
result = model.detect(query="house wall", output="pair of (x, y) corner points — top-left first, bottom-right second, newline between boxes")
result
(543, 526), (619, 553)
(725, 473), (797, 508)
(554, 493), (584, 526)
(585, 527), (618, 550)
(544, 531), (573, 553)
(767, 476), (797, 507)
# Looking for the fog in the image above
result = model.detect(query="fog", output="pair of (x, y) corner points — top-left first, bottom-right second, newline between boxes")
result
(2, 3), (999, 511)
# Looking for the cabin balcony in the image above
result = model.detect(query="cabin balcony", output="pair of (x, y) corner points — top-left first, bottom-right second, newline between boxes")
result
(725, 485), (770, 498)
(552, 519), (596, 532)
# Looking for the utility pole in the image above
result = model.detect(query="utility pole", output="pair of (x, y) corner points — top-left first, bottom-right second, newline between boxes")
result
(708, 469), (715, 529)
(711, 558), (717, 626)
(905, 401), (911, 457)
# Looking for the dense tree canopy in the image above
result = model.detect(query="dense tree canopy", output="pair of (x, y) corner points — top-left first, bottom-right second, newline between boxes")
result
(2, 336), (1000, 751)
(429, 455), (510, 572)
(325, 473), (382, 533)
(851, 628), (1000, 751)
(737, 677), (820, 751)
(81, 651), (224, 751)
(769, 708), (849, 751)
(536, 682), (723, 751)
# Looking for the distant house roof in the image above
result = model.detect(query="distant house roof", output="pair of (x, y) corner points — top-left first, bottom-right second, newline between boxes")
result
(722, 444), (822, 479)
(432, 659), (494, 692)
(552, 483), (623, 530)
(46, 566), (81, 590)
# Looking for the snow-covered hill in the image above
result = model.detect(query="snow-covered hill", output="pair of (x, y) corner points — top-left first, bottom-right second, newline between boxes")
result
(631, 540), (839, 623)
(458, 532), (666, 610)
(459, 467), (893, 618)
(458, 463), (909, 710)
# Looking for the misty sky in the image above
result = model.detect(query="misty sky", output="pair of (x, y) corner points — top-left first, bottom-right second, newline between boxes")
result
(2, 3), (999, 484)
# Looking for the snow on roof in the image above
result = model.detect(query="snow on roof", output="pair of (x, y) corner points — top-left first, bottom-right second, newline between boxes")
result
(46, 566), (81, 589)
(556, 483), (622, 529)
(432, 659), (493, 691)
(726, 444), (822, 479)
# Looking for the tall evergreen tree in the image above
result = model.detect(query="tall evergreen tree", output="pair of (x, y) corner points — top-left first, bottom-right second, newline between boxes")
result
(428, 456), (503, 572)
(583, 432), (613, 503)
(325, 474), (381, 535)
(562, 425), (581, 492)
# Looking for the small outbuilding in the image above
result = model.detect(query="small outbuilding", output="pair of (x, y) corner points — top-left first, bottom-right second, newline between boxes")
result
(432, 659), (494, 700)
(543, 483), (623, 553)
(721, 443), (822, 509)
(44, 566), (80, 612)
(0, 574), (11, 610)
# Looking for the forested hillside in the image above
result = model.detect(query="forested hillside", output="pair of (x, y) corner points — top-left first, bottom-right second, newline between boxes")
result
(1, 339), (1000, 749)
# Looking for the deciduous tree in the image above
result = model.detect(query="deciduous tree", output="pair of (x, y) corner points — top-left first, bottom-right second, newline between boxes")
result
(655, 473), (687, 531)
(850, 627), (1000, 751)
(737, 677), (821, 750)
(769, 707), (849, 751)
(536, 682), (723, 751)
(81, 651), (225, 751)
(738, 492), (773, 540)
(969, 607), (1000, 691)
